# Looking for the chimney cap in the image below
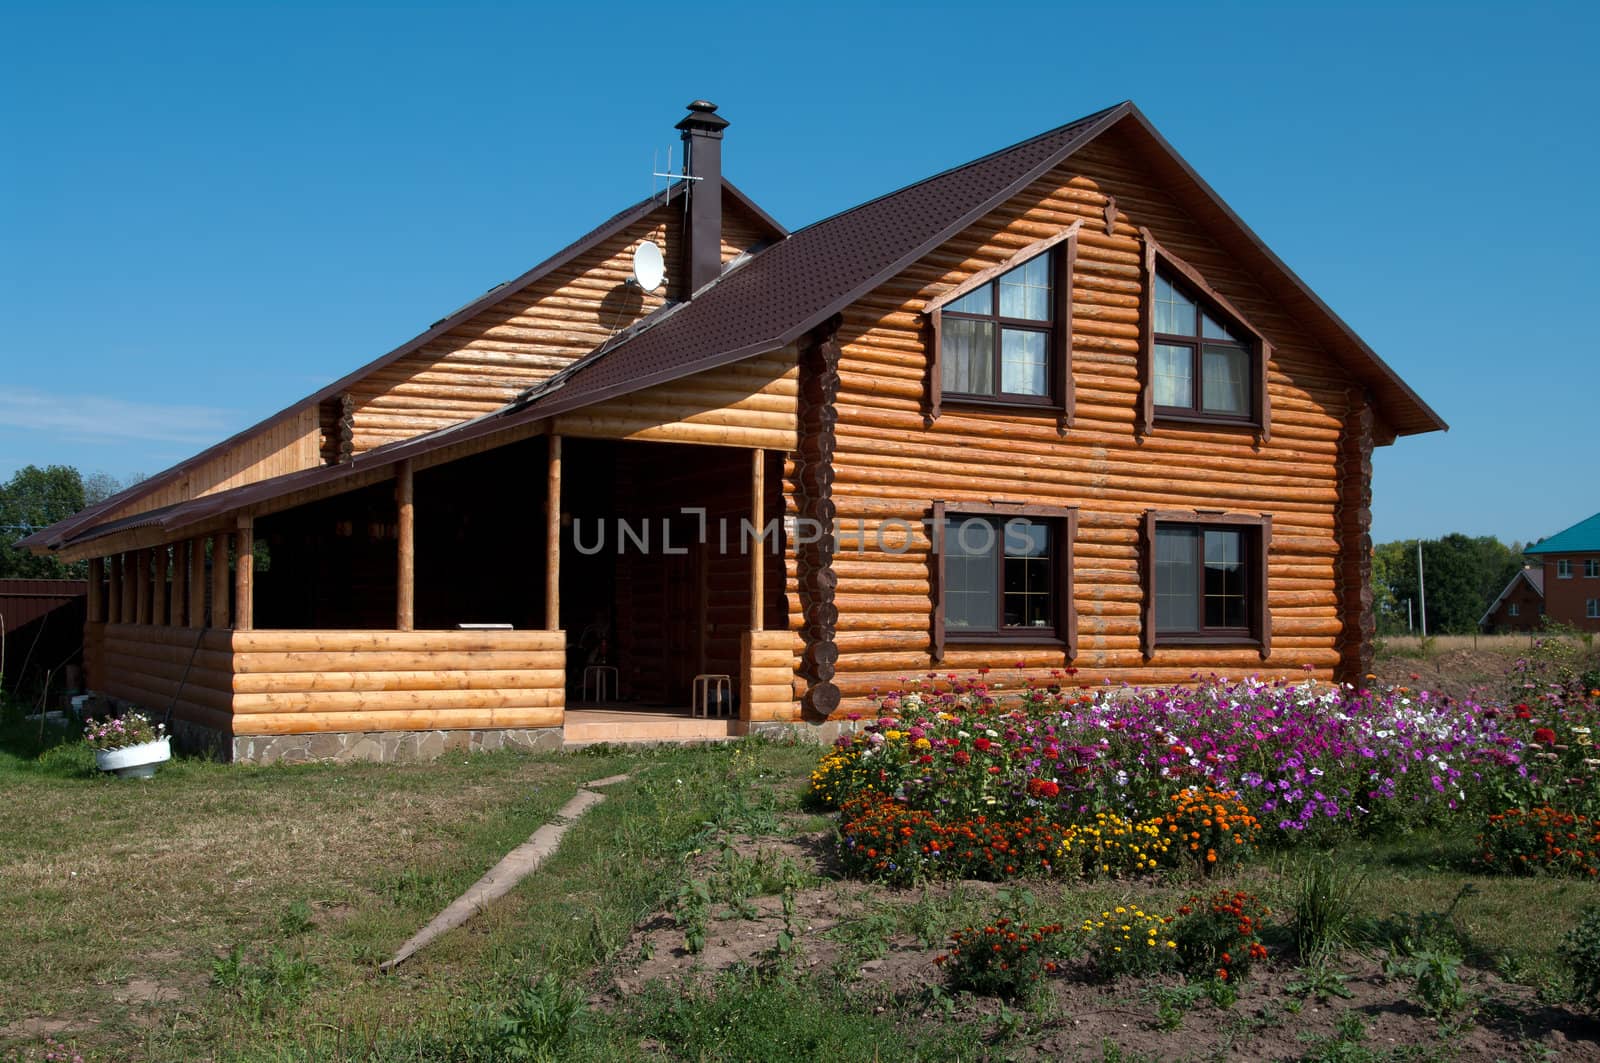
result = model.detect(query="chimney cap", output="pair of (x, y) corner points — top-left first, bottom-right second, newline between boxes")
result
(676, 100), (730, 134)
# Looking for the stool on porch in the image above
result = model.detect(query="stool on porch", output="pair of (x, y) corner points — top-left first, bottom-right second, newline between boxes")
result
(691, 674), (731, 718)
(582, 665), (618, 703)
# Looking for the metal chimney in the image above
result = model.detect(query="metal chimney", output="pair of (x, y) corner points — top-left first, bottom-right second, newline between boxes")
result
(675, 100), (728, 296)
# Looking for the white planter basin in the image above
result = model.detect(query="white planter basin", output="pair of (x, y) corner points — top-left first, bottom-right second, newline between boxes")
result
(95, 737), (171, 779)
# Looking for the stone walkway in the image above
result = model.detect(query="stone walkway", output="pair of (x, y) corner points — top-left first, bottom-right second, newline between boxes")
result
(379, 772), (630, 970)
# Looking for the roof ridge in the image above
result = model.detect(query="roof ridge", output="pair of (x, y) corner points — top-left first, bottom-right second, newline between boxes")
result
(784, 101), (1129, 240)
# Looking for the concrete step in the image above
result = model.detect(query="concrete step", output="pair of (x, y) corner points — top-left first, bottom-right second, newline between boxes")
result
(562, 713), (739, 746)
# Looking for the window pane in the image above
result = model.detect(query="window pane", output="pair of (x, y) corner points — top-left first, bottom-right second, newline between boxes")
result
(1201, 344), (1249, 415)
(1154, 273), (1196, 335)
(1002, 521), (1053, 629)
(1203, 529), (1247, 629)
(1155, 527), (1198, 631)
(1201, 310), (1236, 341)
(999, 256), (1051, 321)
(1000, 329), (1048, 395)
(1154, 343), (1193, 408)
(946, 285), (992, 316)
(944, 517), (998, 629)
(941, 318), (995, 395)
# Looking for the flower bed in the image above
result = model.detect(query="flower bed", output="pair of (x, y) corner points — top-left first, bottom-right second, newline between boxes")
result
(815, 672), (1600, 885)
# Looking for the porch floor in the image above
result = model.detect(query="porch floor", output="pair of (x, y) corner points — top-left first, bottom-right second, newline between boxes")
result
(562, 704), (739, 747)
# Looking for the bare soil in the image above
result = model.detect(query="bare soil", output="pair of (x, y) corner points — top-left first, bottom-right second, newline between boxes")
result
(600, 830), (1600, 1061)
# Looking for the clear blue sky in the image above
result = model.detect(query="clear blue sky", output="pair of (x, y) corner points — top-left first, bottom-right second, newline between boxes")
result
(2, 1), (1595, 546)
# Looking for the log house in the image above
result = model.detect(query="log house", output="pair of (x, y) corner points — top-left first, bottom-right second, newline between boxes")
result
(23, 101), (1445, 761)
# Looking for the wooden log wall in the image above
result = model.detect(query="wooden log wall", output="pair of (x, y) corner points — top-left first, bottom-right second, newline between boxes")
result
(96, 623), (236, 732)
(346, 197), (777, 455)
(552, 347), (798, 450)
(92, 625), (567, 737)
(802, 131), (1371, 713)
(112, 408), (321, 520)
(742, 629), (799, 723)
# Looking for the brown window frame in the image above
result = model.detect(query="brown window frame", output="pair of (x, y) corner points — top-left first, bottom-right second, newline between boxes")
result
(930, 500), (1077, 662)
(1141, 509), (1272, 659)
(925, 223), (1079, 430)
(1138, 228), (1272, 440)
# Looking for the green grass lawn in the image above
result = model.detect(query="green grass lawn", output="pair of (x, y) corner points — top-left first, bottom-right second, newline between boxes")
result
(0, 716), (826, 1060)
(5, 709), (1599, 1062)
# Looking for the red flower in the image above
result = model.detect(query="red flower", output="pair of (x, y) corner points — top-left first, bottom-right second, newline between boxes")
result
(1027, 778), (1061, 799)
(974, 737), (993, 752)
(1516, 704), (1533, 720)
(1534, 727), (1558, 746)
(952, 750), (971, 766)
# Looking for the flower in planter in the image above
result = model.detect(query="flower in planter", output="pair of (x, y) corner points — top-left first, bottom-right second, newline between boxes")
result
(83, 710), (164, 752)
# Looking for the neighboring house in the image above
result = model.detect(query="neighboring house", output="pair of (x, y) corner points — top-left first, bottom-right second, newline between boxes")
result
(1479, 567), (1544, 633)
(22, 100), (1447, 761)
(1525, 511), (1600, 632)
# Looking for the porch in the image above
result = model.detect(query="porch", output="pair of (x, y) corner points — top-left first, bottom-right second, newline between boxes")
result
(79, 432), (800, 761)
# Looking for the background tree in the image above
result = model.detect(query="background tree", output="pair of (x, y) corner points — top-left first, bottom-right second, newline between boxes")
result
(1372, 534), (1525, 636)
(0, 466), (140, 580)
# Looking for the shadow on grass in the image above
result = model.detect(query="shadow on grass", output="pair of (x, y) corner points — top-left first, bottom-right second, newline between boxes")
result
(0, 703), (92, 778)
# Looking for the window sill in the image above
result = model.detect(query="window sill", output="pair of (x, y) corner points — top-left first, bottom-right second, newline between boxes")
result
(1153, 633), (1263, 649)
(944, 631), (1067, 648)
(943, 394), (1063, 414)
(1153, 410), (1261, 431)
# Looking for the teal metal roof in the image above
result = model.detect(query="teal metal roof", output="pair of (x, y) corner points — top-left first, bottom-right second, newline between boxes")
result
(1526, 510), (1600, 555)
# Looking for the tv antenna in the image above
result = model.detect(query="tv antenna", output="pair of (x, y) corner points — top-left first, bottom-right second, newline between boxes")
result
(651, 145), (701, 204)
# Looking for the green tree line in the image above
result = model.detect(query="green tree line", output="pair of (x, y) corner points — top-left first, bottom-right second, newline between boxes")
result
(0, 465), (141, 580)
(1372, 534), (1526, 636)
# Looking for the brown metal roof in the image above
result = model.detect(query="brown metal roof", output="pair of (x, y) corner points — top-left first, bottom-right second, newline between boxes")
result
(20, 179), (785, 553)
(522, 102), (1446, 437)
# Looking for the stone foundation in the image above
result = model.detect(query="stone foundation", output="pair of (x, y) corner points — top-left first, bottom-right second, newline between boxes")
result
(232, 727), (565, 764)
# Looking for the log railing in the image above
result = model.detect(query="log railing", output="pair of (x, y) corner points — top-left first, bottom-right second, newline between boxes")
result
(90, 625), (567, 737)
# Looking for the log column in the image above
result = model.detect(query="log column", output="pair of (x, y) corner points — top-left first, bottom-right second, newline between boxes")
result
(152, 547), (169, 627)
(134, 549), (151, 625)
(397, 460), (414, 632)
(87, 557), (104, 623)
(170, 542), (186, 627)
(188, 536), (206, 628)
(235, 516), (254, 632)
(1335, 389), (1377, 684)
(210, 532), (231, 629)
(794, 318), (843, 718)
(545, 436), (561, 629)
(750, 448), (765, 633)
(111, 553), (127, 623)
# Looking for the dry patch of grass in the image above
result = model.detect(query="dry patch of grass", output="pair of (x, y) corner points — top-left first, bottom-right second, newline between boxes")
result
(0, 736), (603, 1058)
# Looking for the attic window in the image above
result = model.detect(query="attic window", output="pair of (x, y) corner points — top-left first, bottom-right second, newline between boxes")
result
(1153, 270), (1253, 418)
(1139, 228), (1272, 438)
(924, 222), (1079, 426)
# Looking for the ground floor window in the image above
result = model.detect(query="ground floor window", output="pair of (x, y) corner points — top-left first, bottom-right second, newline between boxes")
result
(933, 504), (1076, 657)
(1144, 511), (1271, 654)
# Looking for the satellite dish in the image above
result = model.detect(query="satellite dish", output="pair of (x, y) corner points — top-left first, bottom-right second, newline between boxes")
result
(629, 240), (665, 292)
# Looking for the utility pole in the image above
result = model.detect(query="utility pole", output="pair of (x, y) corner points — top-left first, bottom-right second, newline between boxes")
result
(1407, 598), (1413, 633)
(1417, 540), (1428, 639)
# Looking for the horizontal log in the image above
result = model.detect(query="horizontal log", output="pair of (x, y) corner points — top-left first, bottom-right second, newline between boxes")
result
(231, 687), (564, 715)
(231, 669), (565, 694)
(230, 630), (565, 652)
(232, 650), (568, 674)
(231, 705), (563, 735)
